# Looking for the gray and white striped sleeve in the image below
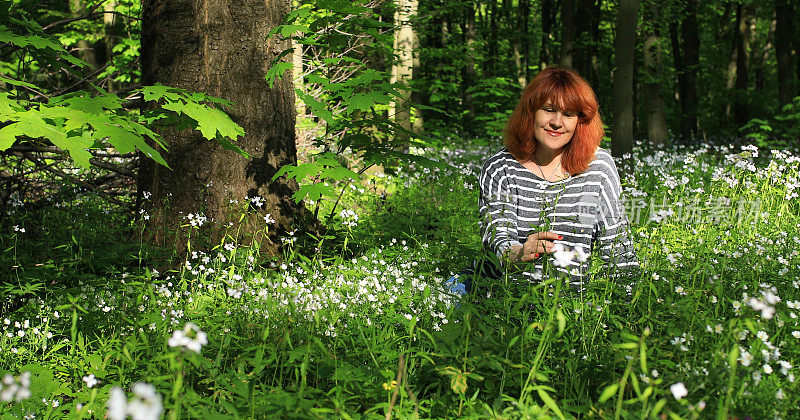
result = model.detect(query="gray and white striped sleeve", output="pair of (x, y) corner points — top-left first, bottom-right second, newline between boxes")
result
(479, 161), (523, 262)
(593, 153), (640, 278)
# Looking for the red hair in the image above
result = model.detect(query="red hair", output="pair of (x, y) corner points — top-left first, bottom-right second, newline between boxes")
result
(504, 67), (603, 175)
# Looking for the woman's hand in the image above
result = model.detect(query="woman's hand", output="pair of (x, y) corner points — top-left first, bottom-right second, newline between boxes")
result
(507, 231), (563, 263)
(520, 231), (562, 262)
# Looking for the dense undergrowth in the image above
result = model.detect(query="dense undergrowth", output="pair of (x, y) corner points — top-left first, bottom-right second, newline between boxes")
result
(2, 138), (800, 419)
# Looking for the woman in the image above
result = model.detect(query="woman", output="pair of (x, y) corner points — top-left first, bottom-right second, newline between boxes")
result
(476, 67), (639, 288)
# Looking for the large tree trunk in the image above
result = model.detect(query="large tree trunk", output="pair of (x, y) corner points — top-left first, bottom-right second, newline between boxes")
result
(755, 16), (775, 92)
(734, 3), (751, 127)
(102, 0), (121, 92)
(681, 0), (699, 139)
(572, 0), (594, 80)
(587, 0), (602, 88)
(539, 0), (556, 71)
(518, 0), (530, 84)
(139, 0), (305, 256)
(612, 0), (639, 159)
(725, 2), (738, 120)
(642, 1), (668, 147)
(502, 0), (524, 87)
(461, 2), (477, 126)
(560, 0), (576, 68)
(775, 0), (793, 106)
(391, 0), (419, 138)
(69, 0), (98, 71)
(668, 0), (699, 141)
(486, 0), (498, 76)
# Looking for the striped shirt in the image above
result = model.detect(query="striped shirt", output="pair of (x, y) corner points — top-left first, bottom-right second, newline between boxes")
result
(478, 147), (640, 285)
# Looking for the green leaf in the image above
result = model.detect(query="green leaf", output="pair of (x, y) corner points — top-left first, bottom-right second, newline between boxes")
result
(93, 123), (168, 167)
(141, 84), (186, 103)
(162, 100), (244, 141)
(295, 90), (335, 124)
(0, 111), (92, 167)
(344, 91), (390, 113)
(272, 162), (323, 183)
(265, 62), (293, 88)
(536, 388), (566, 419)
(279, 24), (311, 37)
(0, 91), (24, 116)
(556, 309), (566, 336)
(320, 165), (359, 182)
(52, 92), (123, 113)
(0, 74), (38, 89)
(599, 383), (619, 403)
(292, 183), (337, 203)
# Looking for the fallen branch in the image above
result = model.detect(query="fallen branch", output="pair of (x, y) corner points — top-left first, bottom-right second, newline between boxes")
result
(24, 153), (126, 206)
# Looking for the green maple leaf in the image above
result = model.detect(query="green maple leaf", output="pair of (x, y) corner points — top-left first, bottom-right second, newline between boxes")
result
(53, 92), (123, 113)
(0, 112), (92, 167)
(141, 84), (185, 103)
(265, 62), (293, 88)
(162, 100), (244, 141)
(344, 91), (390, 113)
(292, 183), (337, 203)
(93, 123), (168, 167)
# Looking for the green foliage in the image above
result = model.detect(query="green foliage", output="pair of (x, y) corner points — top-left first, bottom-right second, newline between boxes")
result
(4, 138), (800, 418)
(740, 96), (800, 149)
(0, 85), (249, 168)
(266, 0), (441, 214)
(0, 6), (248, 169)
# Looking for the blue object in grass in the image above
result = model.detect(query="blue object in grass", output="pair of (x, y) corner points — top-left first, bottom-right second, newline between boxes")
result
(444, 268), (475, 296)
(445, 275), (468, 296)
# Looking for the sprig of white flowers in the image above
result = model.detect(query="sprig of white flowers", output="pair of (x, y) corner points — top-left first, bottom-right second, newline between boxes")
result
(167, 322), (208, 353)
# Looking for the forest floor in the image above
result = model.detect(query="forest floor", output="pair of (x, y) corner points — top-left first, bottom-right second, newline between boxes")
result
(1, 138), (799, 419)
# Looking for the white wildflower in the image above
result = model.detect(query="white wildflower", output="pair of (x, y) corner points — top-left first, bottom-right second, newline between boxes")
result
(107, 383), (162, 420)
(669, 382), (688, 400)
(551, 243), (575, 268)
(83, 374), (98, 388)
(0, 372), (31, 402)
(167, 322), (208, 353)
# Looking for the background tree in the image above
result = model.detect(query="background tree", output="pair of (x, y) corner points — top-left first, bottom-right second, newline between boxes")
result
(390, 0), (419, 137)
(641, 0), (669, 146)
(612, 0), (639, 159)
(733, 2), (752, 127)
(774, 0), (794, 107)
(138, 0), (305, 253)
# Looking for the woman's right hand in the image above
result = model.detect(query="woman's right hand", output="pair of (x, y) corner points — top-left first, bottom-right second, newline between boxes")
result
(519, 231), (562, 262)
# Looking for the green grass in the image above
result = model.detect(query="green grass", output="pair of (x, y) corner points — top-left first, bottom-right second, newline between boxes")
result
(1, 139), (799, 419)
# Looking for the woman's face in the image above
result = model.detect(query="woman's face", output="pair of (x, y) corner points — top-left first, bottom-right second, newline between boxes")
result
(533, 102), (579, 153)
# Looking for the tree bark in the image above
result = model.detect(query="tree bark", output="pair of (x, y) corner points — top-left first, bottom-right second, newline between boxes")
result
(103, 0), (122, 92)
(518, 0), (530, 84)
(486, 0), (498, 76)
(391, 0), (419, 138)
(612, 0), (639, 159)
(725, 1), (738, 119)
(573, 0), (594, 80)
(560, 0), (576, 68)
(668, 0), (699, 141)
(69, 0), (98, 71)
(139, 0), (305, 256)
(754, 16), (774, 92)
(642, 1), (668, 147)
(734, 3), (751, 127)
(539, 0), (556, 71)
(461, 2), (477, 125)
(681, 0), (699, 139)
(775, 0), (793, 106)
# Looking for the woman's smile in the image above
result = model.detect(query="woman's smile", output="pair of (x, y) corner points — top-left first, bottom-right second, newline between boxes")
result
(533, 103), (578, 151)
